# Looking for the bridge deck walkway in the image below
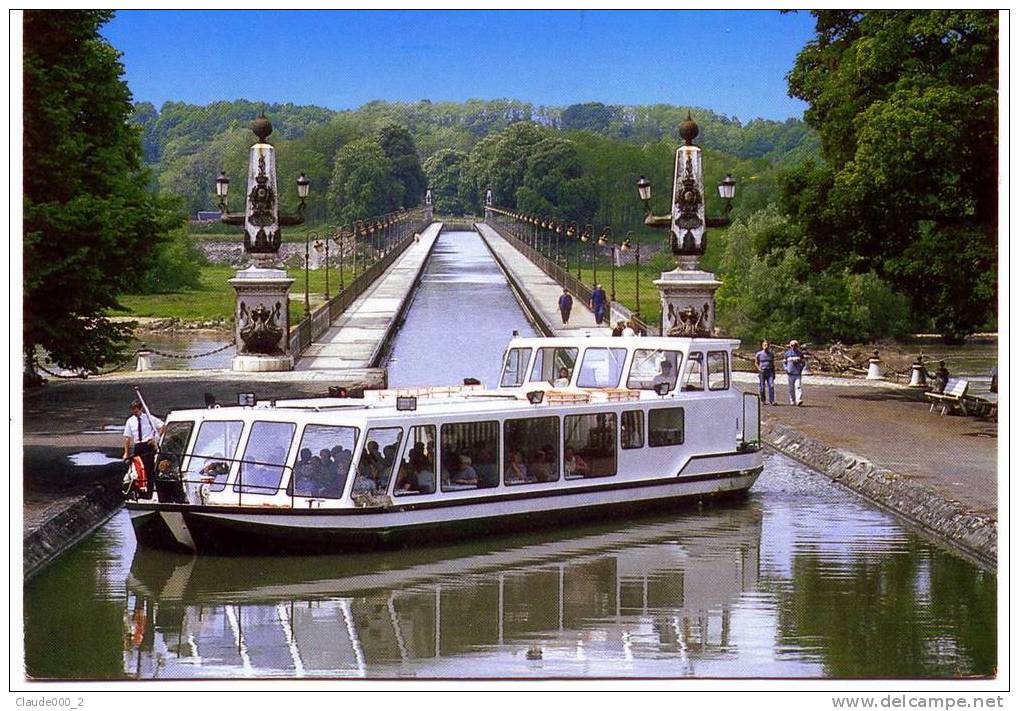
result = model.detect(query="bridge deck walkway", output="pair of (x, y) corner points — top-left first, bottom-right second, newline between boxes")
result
(296, 222), (443, 371)
(475, 222), (612, 337)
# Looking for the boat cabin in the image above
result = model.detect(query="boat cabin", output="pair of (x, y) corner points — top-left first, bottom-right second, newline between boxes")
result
(144, 336), (760, 512)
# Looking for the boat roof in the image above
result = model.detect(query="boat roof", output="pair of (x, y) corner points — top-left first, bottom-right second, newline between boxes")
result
(506, 334), (742, 350)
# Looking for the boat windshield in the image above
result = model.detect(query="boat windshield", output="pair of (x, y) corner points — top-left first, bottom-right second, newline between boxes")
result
(530, 347), (578, 386)
(500, 347), (532, 387)
(627, 349), (683, 392)
(576, 348), (627, 388)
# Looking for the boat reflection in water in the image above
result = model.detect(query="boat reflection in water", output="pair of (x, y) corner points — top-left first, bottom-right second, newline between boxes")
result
(123, 502), (762, 678)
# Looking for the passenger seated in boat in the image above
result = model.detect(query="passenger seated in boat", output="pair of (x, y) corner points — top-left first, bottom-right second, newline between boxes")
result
(553, 367), (572, 387)
(529, 449), (554, 482)
(291, 448), (317, 496)
(452, 453), (478, 486)
(359, 441), (384, 481)
(506, 450), (530, 483)
(395, 463), (419, 493)
(651, 360), (677, 391)
(564, 447), (590, 478)
(475, 443), (499, 488)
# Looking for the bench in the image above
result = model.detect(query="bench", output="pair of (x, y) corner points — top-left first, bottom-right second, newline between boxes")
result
(924, 379), (969, 415)
(962, 392), (998, 419)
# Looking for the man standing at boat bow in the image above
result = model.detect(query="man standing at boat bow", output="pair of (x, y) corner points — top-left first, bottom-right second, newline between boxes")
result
(122, 399), (164, 479)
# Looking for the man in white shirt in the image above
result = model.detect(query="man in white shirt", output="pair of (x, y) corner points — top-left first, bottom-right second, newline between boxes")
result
(122, 400), (165, 481)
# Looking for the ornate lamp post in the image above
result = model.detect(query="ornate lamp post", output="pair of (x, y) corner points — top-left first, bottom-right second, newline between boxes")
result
(636, 113), (736, 336)
(356, 219), (367, 276)
(217, 112), (310, 371)
(620, 230), (640, 317)
(313, 237), (331, 300)
(334, 226), (347, 292)
(598, 227), (616, 302)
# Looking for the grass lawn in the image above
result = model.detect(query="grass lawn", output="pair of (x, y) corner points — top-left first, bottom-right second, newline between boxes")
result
(116, 264), (357, 325)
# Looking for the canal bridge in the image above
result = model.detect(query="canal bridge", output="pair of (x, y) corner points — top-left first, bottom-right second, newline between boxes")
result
(292, 218), (637, 375)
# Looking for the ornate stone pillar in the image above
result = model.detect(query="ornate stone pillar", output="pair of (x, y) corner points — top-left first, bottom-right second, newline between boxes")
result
(485, 189), (493, 222)
(219, 114), (305, 371)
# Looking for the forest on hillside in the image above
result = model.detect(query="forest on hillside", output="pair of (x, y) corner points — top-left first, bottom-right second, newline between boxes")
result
(130, 98), (818, 226)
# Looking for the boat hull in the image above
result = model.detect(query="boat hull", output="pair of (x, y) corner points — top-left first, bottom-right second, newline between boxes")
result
(127, 464), (763, 555)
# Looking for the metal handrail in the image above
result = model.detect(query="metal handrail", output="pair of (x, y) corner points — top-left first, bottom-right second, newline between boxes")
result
(153, 452), (304, 508)
(487, 210), (654, 335)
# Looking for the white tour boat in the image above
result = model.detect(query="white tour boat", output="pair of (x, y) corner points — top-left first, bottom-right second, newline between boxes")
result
(126, 335), (763, 554)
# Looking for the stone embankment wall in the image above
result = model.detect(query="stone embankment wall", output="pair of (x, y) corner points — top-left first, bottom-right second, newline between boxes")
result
(200, 241), (322, 269)
(24, 471), (125, 581)
(762, 418), (996, 570)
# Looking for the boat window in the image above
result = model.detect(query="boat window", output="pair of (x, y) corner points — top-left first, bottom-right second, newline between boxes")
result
(155, 421), (193, 480)
(564, 413), (617, 479)
(621, 410), (644, 449)
(708, 350), (730, 390)
(530, 347), (578, 386)
(290, 425), (359, 499)
(500, 348), (532, 388)
(503, 417), (560, 485)
(395, 425), (437, 496)
(234, 421), (296, 495)
(441, 420), (499, 491)
(649, 408), (685, 447)
(576, 348), (628, 388)
(186, 420), (244, 492)
(627, 349), (683, 391)
(352, 427), (404, 498)
(683, 353), (705, 391)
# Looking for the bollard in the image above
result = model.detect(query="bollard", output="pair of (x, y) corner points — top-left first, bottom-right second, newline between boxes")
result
(908, 363), (928, 387)
(866, 349), (883, 380)
(135, 349), (152, 372)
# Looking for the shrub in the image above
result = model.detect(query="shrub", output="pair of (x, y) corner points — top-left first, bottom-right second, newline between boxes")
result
(132, 228), (207, 294)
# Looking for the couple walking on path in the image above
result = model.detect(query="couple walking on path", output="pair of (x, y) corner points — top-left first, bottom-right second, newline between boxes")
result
(755, 339), (807, 406)
(558, 285), (608, 326)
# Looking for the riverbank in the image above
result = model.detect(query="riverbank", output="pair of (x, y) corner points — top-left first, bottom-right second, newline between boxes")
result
(746, 377), (997, 569)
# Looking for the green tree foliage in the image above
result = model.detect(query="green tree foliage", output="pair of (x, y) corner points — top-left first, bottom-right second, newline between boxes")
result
(783, 10), (997, 342)
(376, 123), (427, 207)
(423, 149), (469, 214)
(133, 226), (207, 294)
(326, 138), (401, 224)
(716, 208), (911, 345)
(24, 10), (183, 372)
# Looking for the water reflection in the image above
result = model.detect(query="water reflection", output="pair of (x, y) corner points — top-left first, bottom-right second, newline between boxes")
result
(24, 453), (995, 679)
(121, 506), (761, 678)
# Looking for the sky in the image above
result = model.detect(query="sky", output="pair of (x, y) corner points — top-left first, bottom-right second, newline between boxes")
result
(102, 10), (816, 122)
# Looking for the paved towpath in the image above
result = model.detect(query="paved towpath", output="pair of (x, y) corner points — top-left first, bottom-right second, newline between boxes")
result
(296, 222), (443, 370)
(736, 374), (998, 519)
(475, 223), (613, 337)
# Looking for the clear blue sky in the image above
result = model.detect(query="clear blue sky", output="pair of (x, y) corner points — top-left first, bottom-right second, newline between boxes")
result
(103, 10), (815, 122)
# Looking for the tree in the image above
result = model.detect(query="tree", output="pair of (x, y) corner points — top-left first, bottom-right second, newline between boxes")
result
(24, 10), (182, 374)
(376, 123), (427, 207)
(783, 10), (998, 342)
(326, 138), (401, 224)
(423, 149), (469, 214)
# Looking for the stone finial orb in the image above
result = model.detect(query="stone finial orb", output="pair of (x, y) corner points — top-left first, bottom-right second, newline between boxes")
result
(679, 111), (699, 146)
(252, 113), (273, 143)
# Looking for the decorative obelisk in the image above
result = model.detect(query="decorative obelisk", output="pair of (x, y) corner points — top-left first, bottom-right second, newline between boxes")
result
(217, 114), (309, 372)
(645, 114), (723, 337)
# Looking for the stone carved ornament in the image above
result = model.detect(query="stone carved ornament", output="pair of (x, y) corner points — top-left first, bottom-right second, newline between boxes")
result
(238, 301), (284, 355)
(666, 302), (711, 337)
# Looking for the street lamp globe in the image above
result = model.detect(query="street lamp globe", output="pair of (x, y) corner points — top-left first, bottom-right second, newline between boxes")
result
(637, 175), (652, 202)
(718, 173), (736, 200)
(215, 170), (230, 198)
(297, 172), (311, 199)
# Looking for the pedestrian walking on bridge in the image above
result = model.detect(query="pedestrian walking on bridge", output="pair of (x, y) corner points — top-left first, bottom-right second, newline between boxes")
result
(590, 284), (607, 325)
(558, 289), (573, 326)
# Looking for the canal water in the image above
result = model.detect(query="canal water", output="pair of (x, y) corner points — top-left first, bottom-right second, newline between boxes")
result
(22, 229), (996, 679)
